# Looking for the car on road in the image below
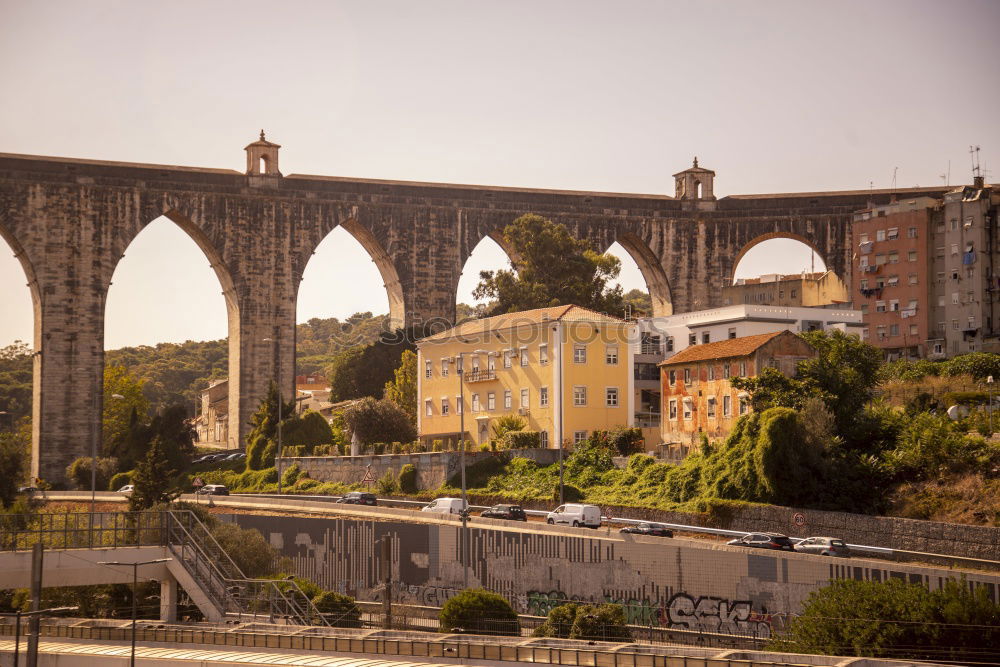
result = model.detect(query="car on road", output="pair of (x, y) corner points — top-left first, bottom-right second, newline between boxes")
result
(196, 484), (230, 496)
(116, 484), (134, 494)
(17, 486), (38, 494)
(336, 492), (377, 506)
(726, 532), (795, 551)
(222, 452), (246, 462)
(545, 503), (602, 528)
(479, 504), (527, 521)
(421, 497), (467, 515)
(794, 536), (851, 557)
(619, 522), (673, 538)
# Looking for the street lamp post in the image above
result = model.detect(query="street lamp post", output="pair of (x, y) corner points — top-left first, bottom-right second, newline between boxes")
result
(12, 606), (77, 667)
(456, 349), (488, 590)
(97, 559), (171, 667)
(988, 375), (994, 436)
(262, 337), (284, 495)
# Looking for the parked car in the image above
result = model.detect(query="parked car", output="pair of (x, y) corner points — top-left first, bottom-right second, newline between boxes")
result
(421, 497), (467, 515)
(726, 532), (795, 551)
(196, 484), (230, 496)
(794, 536), (851, 557)
(480, 504), (527, 521)
(17, 486), (38, 494)
(116, 484), (134, 494)
(191, 455), (212, 464)
(619, 522), (673, 538)
(336, 491), (377, 506)
(545, 504), (602, 528)
(222, 452), (246, 462)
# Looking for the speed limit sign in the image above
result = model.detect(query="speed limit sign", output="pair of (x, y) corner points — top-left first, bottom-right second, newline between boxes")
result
(792, 512), (806, 527)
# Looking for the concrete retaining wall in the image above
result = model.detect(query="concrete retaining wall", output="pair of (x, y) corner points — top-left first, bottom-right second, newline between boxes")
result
(283, 449), (561, 490)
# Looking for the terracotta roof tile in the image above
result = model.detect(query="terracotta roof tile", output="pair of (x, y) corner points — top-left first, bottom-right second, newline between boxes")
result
(659, 331), (790, 366)
(420, 305), (625, 343)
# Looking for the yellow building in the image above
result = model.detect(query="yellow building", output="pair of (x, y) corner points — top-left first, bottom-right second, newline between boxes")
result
(417, 305), (635, 448)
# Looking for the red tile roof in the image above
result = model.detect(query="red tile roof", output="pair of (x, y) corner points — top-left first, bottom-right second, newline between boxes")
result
(659, 331), (790, 366)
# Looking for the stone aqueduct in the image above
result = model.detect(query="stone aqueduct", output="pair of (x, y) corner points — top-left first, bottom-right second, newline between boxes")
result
(0, 138), (950, 483)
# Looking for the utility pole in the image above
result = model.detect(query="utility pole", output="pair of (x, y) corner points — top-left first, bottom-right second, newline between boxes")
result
(380, 536), (392, 629)
(457, 352), (468, 589)
(26, 543), (42, 667)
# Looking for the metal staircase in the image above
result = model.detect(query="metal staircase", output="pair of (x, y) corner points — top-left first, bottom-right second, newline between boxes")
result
(163, 510), (329, 627)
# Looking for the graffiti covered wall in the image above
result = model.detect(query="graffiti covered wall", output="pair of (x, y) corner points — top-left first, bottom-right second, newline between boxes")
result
(228, 514), (1000, 635)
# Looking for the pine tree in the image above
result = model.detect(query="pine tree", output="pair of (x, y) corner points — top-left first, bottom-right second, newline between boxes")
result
(128, 437), (177, 511)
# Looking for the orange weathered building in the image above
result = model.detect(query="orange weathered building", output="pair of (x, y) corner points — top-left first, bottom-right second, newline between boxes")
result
(659, 331), (816, 447)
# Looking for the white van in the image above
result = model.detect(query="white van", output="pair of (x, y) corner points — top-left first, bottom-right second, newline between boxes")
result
(545, 504), (602, 528)
(421, 497), (467, 515)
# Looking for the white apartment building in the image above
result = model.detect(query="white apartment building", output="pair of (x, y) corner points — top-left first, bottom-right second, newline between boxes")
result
(631, 304), (864, 439)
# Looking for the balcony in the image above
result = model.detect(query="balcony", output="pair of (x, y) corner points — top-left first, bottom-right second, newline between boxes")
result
(463, 369), (497, 383)
(639, 343), (663, 356)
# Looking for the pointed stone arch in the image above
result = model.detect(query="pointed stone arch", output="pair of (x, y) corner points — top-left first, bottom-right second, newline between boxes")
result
(611, 232), (673, 317)
(336, 218), (405, 330)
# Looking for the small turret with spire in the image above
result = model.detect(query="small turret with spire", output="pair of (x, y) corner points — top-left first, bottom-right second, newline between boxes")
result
(244, 130), (282, 176)
(672, 156), (716, 210)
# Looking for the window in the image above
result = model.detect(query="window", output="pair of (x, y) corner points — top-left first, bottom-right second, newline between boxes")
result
(908, 250), (917, 262)
(471, 356), (480, 371)
(471, 393), (480, 412)
(425, 360), (432, 378)
(520, 347), (528, 367)
(539, 344), (548, 365)
(574, 431), (588, 444)
(683, 368), (691, 385)
(708, 364), (715, 380)
(909, 273), (918, 285)
(875, 253), (886, 265)
(425, 400), (433, 417)
(938, 295), (945, 307)
(520, 388), (529, 409)
(706, 396), (716, 418)
(487, 392), (496, 411)
(441, 359), (449, 377)
(456, 357), (463, 373)
(876, 278), (885, 289)
(909, 324), (918, 335)
(860, 304), (869, 314)
(908, 299), (918, 309)
(605, 345), (619, 365)
(936, 271), (945, 282)
(887, 227), (899, 240)
(890, 324), (899, 336)
(952, 292), (960, 305)
(702, 332), (710, 344)
(739, 362), (747, 376)
(488, 354), (496, 372)
(952, 319), (960, 330)
(967, 267), (975, 279)
(539, 431), (549, 447)
(860, 279), (868, 290)
(503, 350), (512, 368)
(456, 395), (463, 415)
(573, 345), (586, 363)
(738, 395), (747, 415)
(889, 299), (899, 312)
(887, 275), (899, 286)
(859, 232), (870, 243)
(668, 369), (677, 385)
(862, 327), (869, 340)
(441, 398), (450, 416)
(723, 363), (731, 378)
(790, 289), (797, 298)
(728, 327), (737, 339)
(573, 386), (587, 406)
(665, 337), (674, 352)
(875, 300), (886, 312)
(933, 342), (943, 355)
(682, 398), (693, 420)
(606, 387), (619, 407)
(860, 256), (869, 268)
(688, 333), (697, 346)
(504, 390), (512, 409)
(540, 386), (548, 407)
(907, 227), (917, 238)
(668, 399), (678, 419)
(723, 395), (732, 417)
(888, 251), (899, 264)
(876, 229), (886, 241)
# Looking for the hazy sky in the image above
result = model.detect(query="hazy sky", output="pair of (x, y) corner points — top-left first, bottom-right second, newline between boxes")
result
(1, 0), (998, 349)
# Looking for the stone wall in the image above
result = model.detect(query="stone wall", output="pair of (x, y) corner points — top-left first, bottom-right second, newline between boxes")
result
(283, 448), (561, 490)
(229, 512), (1000, 639)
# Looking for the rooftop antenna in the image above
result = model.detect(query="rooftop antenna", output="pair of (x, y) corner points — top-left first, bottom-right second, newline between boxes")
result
(970, 145), (982, 180)
(891, 167), (898, 192)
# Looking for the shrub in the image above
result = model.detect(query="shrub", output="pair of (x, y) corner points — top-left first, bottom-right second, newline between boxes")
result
(313, 591), (361, 628)
(66, 457), (119, 492)
(500, 431), (541, 450)
(569, 603), (632, 641)
(558, 484), (583, 503)
(108, 471), (132, 492)
(432, 440), (443, 452)
(377, 470), (398, 494)
(439, 588), (519, 636)
(532, 602), (579, 638)
(398, 464), (418, 493)
(281, 464), (302, 487)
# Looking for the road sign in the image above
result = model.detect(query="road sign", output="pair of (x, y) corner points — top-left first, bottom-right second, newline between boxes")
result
(361, 465), (376, 486)
(192, 477), (205, 488)
(792, 512), (806, 527)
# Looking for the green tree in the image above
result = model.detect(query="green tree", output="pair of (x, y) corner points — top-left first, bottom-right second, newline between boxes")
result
(342, 397), (416, 448)
(532, 602), (580, 638)
(473, 214), (627, 316)
(280, 410), (333, 451)
(65, 457), (118, 492)
(773, 578), (1000, 663)
(490, 415), (526, 441)
(326, 328), (418, 404)
(384, 349), (417, 425)
(102, 364), (150, 457)
(623, 289), (652, 317)
(313, 591), (361, 627)
(397, 463), (418, 493)
(210, 522), (283, 578)
(0, 419), (31, 507)
(941, 351), (1000, 380)
(128, 437), (177, 511)
(0, 341), (33, 424)
(245, 382), (296, 470)
(439, 588), (519, 636)
(569, 603), (632, 641)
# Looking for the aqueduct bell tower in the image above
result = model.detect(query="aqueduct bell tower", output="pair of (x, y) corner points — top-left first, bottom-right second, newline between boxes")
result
(673, 157), (716, 211)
